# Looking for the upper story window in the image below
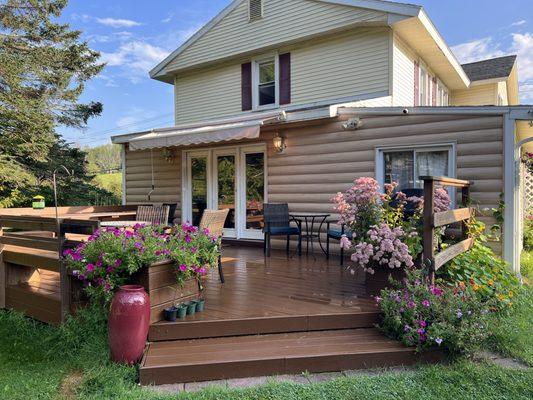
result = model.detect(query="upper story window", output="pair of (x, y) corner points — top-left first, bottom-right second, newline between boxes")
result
(437, 82), (449, 106)
(249, 0), (263, 22)
(253, 56), (278, 109)
(419, 67), (429, 106)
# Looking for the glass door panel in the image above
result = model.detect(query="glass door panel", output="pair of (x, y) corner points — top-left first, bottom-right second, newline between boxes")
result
(190, 156), (208, 227)
(244, 152), (265, 235)
(216, 154), (236, 231)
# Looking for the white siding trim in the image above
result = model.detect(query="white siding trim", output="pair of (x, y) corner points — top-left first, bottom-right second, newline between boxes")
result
(121, 145), (127, 205)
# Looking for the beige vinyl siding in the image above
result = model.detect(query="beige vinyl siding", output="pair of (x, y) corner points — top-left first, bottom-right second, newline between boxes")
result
(290, 29), (390, 105)
(392, 35), (415, 106)
(124, 147), (181, 222)
(174, 64), (242, 124)
(451, 83), (497, 106)
(165, 0), (388, 72)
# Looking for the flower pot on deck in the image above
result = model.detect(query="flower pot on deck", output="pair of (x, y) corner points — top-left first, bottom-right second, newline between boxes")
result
(185, 301), (197, 315)
(163, 306), (178, 322)
(177, 304), (188, 319)
(366, 268), (406, 297)
(195, 298), (205, 312)
(108, 285), (150, 364)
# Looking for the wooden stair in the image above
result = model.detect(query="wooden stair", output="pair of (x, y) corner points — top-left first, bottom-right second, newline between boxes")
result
(140, 328), (442, 385)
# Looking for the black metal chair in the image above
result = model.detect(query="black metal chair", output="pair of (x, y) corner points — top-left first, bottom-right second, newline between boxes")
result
(326, 222), (353, 266)
(263, 203), (302, 257)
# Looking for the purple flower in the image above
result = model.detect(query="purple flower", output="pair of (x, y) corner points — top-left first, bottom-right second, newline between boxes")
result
(399, 307), (405, 313)
(198, 267), (207, 276)
(114, 259), (122, 267)
(419, 320), (427, 327)
(374, 296), (382, 303)
(124, 230), (133, 238)
(106, 266), (114, 273)
(435, 338), (443, 345)
(134, 242), (143, 249)
(184, 234), (192, 244)
(417, 328), (425, 335)
(86, 263), (95, 273)
(78, 274), (86, 281)
(404, 324), (411, 332)
(190, 247), (197, 253)
(407, 301), (416, 309)
(431, 286), (443, 296)
(457, 311), (463, 319)
(104, 283), (111, 292)
(179, 264), (187, 272)
(422, 299), (430, 307)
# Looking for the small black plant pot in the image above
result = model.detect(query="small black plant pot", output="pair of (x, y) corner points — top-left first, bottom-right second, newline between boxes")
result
(164, 306), (178, 322)
(195, 299), (205, 312)
(177, 305), (187, 319)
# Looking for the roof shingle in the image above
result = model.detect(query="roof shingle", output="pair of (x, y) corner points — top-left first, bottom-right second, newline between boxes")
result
(461, 55), (517, 82)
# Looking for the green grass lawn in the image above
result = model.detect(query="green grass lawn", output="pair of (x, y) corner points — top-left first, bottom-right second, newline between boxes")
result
(0, 253), (531, 399)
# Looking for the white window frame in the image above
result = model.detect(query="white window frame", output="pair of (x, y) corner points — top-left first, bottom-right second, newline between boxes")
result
(375, 143), (457, 202)
(252, 53), (279, 111)
(419, 67), (428, 106)
(182, 143), (268, 239)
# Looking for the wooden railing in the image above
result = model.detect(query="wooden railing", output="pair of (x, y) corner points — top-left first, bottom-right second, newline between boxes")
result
(421, 176), (474, 284)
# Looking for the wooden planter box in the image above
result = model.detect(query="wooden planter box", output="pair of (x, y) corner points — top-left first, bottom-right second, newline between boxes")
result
(133, 260), (201, 324)
(366, 268), (406, 297)
(69, 260), (201, 324)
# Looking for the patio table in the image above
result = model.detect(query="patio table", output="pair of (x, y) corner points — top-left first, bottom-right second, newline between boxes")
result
(289, 213), (330, 255)
(100, 220), (152, 228)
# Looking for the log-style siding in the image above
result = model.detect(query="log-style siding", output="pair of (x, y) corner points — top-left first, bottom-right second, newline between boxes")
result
(124, 147), (181, 222)
(124, 113), (504, 252)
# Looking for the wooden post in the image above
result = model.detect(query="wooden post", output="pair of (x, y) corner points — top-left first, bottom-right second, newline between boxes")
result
(461, 185), (471, 240)
(0, 224), (5, 309)
(59, 230), (70, 322)
(423, 178), (436, 284)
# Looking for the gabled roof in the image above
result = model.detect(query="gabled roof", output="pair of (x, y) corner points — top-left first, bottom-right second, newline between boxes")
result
(150, 0), (422, 80)
(461, 55), (517, 82)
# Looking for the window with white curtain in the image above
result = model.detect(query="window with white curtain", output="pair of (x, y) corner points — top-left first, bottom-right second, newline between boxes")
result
(381, 146), (453, 190)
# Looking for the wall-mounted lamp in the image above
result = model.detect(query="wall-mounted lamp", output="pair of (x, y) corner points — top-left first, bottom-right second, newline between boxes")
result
(162, 147), (176, 164)
(342, 117), (363, 131)
(273, 132), (286, 154)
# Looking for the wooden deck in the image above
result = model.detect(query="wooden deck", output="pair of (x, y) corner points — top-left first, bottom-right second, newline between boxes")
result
(150, 246), (378, 341)
(141, 246), (441, 385)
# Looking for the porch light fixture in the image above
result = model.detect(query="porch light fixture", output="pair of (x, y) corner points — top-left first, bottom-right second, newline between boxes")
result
(273, 132), (286, 154)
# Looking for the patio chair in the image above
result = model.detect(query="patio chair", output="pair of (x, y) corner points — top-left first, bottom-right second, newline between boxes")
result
(199, 209), (230, 283)
(136, 205), (170, 226)
(326, 222), (353, 266)
(263, 203), (302, 257)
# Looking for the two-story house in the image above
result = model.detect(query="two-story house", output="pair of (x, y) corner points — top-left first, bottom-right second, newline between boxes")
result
(112, 0), (532, 271)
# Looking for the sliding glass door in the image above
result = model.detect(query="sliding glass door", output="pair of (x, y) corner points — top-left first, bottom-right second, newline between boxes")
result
(184, 145), (266, 239)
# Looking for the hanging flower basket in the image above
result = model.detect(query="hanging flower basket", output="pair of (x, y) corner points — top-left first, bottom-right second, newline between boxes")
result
(522, 151), (533, 175)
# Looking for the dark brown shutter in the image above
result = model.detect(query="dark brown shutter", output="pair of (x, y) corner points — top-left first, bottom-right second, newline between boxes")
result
(413, 61), (420, 106)
(279, 52), (291, 105)
(431, 77), (437, 106)
(241, 62), (252, 111)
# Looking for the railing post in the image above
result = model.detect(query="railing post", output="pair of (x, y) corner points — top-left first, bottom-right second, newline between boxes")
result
(461, 185), (471, 240)
(423, 178), (436, 285)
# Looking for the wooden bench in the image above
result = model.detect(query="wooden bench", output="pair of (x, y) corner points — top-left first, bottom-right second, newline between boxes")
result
(0, 216), (99, 324)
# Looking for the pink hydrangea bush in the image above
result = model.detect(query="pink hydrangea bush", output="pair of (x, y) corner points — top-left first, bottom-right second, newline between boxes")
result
(64, 224), (220, 302)
(333, 177), (451, 273)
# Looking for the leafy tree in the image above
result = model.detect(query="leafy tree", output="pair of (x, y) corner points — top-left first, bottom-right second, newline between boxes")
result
(0, 0), (115, 206)
(85, 143), (122, 174)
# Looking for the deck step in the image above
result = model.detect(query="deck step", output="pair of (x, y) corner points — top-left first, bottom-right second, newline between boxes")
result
(140, 328), (442, 385)
(149, 311), (380, 341)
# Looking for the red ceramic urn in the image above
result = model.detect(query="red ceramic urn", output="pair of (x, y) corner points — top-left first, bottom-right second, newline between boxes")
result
(108, 285), (150, 364)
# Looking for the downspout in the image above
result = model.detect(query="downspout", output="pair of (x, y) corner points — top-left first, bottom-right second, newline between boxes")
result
(147, 148), (155, 202)
(503, 113), (519, 274)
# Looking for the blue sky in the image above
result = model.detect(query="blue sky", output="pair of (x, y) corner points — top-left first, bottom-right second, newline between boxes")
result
(60, 0), (533, 147)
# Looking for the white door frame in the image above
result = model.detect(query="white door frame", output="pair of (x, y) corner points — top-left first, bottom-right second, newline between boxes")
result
(182, 143), (267, 239)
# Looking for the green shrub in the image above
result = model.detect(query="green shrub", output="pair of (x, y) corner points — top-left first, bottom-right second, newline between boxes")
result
(523, 215), (533, 251)
(378, 269), (491, 356)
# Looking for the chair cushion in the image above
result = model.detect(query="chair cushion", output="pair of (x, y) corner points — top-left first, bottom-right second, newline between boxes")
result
(327, 229), (353, 240)
(265, 226), (300, 235)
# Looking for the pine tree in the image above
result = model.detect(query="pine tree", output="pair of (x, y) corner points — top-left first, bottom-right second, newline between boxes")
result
(0, 0), (107, 206)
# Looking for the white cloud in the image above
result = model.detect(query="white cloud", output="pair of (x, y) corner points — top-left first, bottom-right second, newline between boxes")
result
(161, 13), (174, 23)
(101, 41), (169, 82)
(451, 37), (504, 64)
(95, 17), (142, 28)
(511, 20), (527, 27)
